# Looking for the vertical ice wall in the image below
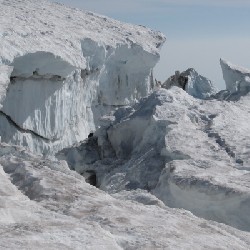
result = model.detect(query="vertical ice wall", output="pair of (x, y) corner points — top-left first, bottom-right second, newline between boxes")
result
(220, 59), (250, 93)
(0, 0), (165, 155)
(0, 42), (161, 155)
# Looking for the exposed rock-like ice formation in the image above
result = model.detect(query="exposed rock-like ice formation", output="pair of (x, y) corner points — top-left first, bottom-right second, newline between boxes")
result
(220, 58), (250, 95)
(162, 68), (217, 99)
(0, 0), (165, 155)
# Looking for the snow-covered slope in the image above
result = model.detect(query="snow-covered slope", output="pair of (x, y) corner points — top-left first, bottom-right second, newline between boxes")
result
(1, 142), (250, 249)
(0, 0), (165, 155)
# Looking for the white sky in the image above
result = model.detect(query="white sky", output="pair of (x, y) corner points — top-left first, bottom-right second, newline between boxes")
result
(52, 0), (250, 89)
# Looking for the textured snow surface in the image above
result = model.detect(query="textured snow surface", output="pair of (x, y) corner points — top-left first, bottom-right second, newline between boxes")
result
(59, 87), (250, 233)
(1, 1), (250, 248)
(0, 0), (165, 155)
(0, 0), (164, 66)
(1, 143), (250, 249)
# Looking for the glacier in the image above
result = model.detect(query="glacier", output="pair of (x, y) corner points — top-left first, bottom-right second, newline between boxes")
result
(0, 0), (165, 155)
(1, 0), (250, 249)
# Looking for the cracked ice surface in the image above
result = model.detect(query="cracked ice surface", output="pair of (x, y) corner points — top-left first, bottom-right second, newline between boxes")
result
(58, 87), (250, 232)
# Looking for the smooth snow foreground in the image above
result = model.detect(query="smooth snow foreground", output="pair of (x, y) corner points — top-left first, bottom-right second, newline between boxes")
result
(1, 0), (250, 249)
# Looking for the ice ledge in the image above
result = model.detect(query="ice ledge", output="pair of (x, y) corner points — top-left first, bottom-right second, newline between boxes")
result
(10, 51), (76, 78)
(0, 0), (165, 68)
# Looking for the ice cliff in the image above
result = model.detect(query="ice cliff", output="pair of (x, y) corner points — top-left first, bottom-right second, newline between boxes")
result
(1, 0), (250, 249)
(0, 0), (165, 155)
(220, 59), (250, 93)
(218, 59), (250, 100)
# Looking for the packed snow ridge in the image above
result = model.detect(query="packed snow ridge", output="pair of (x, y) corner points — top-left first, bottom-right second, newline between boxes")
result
(1, 0), (250, 249)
